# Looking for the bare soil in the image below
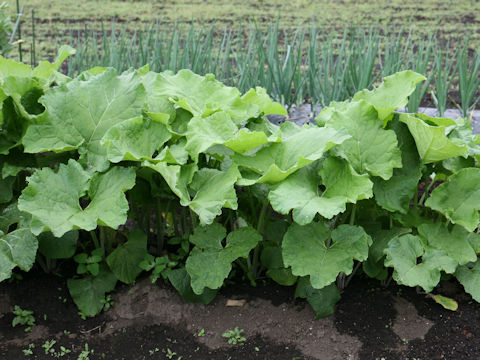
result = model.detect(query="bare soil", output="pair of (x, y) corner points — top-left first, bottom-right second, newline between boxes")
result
(1, 271), (480, 360)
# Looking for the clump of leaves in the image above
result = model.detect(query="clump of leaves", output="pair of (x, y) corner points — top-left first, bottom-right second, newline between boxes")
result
(139, 254), (177, 283)
(222, 327), (247, 345)
(77, 344), (94, 360)
(12, 305), (35, 332)
(74, 248), (104, 276)
(22, 343), (35, 356)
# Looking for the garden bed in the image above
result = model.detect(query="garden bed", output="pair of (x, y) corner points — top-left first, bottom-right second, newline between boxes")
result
(1, 271), (479, 360)
(2, 54), (480, 360)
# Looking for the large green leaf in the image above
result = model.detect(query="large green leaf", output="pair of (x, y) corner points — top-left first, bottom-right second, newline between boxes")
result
(282, 223), (372, 289)
(154, 139), (189, 165)
(223, 128), (274, 154)
(0, 45), (75, 84)
(188, 222), (226, 249)
(18, 160), (136, 237)
(399, 113), (468, 163)
(185, 111), (238, 160)
(146, 162), (239, 224)
(418, 223), (477, 265)
(373, 119), (422, 213)
(152, 70), (264, 124)
(269, 156), (372, 225)
(384, 234), (457, 292)
(268, 162), (359, 225)
(325, 100), (402, 180)
(0, 56), (32, 79)
(233, 121), (350, 184)
(1, 76), (45, 119)
(31, 45), (76, 82)
(67, 266), (117, 317)
(38, 231), (78, 259)
(455, 261), (480, 302)
(101, 115), (172, 163)
(241, 86), (287, 115)
(185, 110), (276, 160)
(184, 165), (241, 225)
(186, 225), (261, 294)
(106, 229), (148, 284)
(140, 71), (176, 118)
(425, 168), (480, 232)
(22, 68), (147, 171)
(0, 229), (38, 281)
(320, 156), (373, 202)
(0, 202), (30, 233)
(145, 162), (197, 203)
(353, 70), (426, 122)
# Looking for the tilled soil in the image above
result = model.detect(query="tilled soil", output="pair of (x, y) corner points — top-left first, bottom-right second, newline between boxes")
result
(1, 271), (479, 360)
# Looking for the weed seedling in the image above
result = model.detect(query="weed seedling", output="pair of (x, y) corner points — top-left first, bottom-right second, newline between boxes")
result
(166, 348), (177, 359)
(74, 248), (104, 276)
(194, 328), (205, 337)
(12, 305), (35, 332)
(222, 327), (246, 345)
(42, 339), (56, 355)
(148, 347), (159, 355)
(139, 254), (177, 283)
(77, 344), (94, 360)
(22, 343), (35, 355)
(101, 295), (113, 311)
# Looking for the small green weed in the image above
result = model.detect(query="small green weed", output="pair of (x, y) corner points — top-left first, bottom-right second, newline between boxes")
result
(148, 347), (159, 355)
(166, 348), (176, 359)
(139, 254), (178, 283)
(193, 328), (205, 337)
(42, 339), (56, 355)
(41, 339), (72, 357)
(222, 327), (246, 345)
(22, 343), (35, 355)
(74, 248), (104, 276)
(77, 344), (94, 360)
(12, 305), (35, 332)
(101, 295), (113, 312)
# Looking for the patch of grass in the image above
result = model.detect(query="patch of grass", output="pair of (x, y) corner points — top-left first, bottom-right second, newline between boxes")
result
(5, 0), (480, 60)
(58, 22), (480, 113)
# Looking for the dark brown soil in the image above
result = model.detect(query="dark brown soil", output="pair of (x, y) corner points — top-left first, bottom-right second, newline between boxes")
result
(1, 270), (479, 360)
